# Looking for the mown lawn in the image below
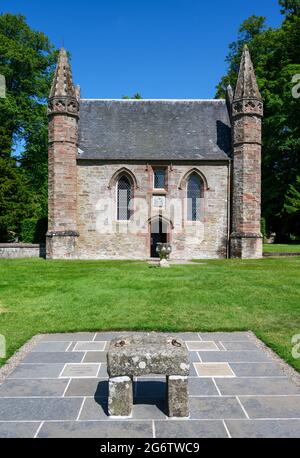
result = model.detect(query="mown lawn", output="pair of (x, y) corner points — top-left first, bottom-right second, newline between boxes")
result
(0, 257), (299, 371)
(264, 243), (300, 253)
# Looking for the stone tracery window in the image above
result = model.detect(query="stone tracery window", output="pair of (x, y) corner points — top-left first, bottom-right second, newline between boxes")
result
(187, 173), (202, 221)
(117, 175), (133, 221)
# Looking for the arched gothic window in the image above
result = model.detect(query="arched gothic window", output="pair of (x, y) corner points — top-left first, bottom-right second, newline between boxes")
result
(117, 175), (133, 220)
(187, 173), (202, 221)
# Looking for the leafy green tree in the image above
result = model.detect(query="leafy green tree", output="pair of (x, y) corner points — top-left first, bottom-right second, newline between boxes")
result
(0, 14), (57, 241)
(283, 176), (300, 235)
(0, 158), (38, 241)
(216, 3), (300, 240)
(279, 0), (300, 16)
(0, 13), (56, 158)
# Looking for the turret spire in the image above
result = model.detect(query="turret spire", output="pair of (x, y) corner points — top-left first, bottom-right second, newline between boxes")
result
(234, 45), (262, 101)
(50, 48), (77, 98)
(48, 48), (79, 117)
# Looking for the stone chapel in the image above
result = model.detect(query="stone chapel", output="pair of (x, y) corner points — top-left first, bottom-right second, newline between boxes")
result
(46, 46), (263, 260)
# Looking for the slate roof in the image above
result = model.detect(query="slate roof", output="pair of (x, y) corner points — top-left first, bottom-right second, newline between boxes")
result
(77, 99), (231, 161)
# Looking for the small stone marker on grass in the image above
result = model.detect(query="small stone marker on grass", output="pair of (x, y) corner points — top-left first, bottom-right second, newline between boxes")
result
(107, 333), (190, 417)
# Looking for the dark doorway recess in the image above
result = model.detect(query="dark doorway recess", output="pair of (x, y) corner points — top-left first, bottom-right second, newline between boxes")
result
(150, 217), (168, 258)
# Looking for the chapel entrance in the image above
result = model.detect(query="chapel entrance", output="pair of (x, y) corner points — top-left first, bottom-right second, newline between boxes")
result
(150, 217), (169, 258)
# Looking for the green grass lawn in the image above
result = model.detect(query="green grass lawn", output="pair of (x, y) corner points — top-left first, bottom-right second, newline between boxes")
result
(0, 257), (300, 372)
(264, 243), (300, 253)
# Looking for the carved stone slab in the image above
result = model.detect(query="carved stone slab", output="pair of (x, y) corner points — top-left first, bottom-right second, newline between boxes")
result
(107, 333), (189, 377)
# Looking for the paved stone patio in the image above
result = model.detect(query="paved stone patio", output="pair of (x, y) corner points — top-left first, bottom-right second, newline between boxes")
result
(0, 332), (300, 438)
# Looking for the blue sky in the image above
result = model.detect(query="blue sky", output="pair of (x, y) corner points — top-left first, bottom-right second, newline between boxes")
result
(2, 0), (283, 99)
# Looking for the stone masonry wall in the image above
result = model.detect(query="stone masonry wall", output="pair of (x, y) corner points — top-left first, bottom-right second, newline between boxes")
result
(0, 244), (45, 259)
(75, 162), (229, 260)
(230, 109), (262, 259)
(48, 114), (78, 233)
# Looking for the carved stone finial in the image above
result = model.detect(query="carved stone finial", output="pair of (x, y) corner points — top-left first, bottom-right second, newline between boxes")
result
(48, 48), (79, 117)
(232, 45), (263, 118)
(234, 45), (262, 101)
(75, 85), (81, 101)
(226, 84), (234, 116)
(226, 84), (234, 105)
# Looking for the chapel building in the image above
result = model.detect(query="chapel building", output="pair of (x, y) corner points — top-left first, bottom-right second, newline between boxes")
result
(46, 46), (263, 260)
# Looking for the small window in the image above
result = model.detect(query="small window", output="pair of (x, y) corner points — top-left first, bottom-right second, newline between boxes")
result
(187, 173), (202, 221)
(117, 175), (132, 221)
(154, 169), (166, 189)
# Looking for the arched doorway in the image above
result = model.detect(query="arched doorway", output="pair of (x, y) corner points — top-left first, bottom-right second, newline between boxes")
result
(149, 216), (170, 258)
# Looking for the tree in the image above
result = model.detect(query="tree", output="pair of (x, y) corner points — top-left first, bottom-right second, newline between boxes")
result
(0, 14), (56, 158)
(0, 14), (57, 241)
(216, 2), (300, 240)
(122, 92), (143, 99)
(0, 158), (37, 241)
(283, 176), (300, 235)
(216, 15), (267, 97)
(279, 0), (300, 16)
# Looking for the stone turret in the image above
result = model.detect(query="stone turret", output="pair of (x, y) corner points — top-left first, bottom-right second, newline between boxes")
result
(46, 48), (79, 259)
(230, 45), (263, 258)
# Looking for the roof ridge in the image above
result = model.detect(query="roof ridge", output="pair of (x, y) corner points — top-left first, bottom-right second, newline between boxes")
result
(80, 98), (226, 102)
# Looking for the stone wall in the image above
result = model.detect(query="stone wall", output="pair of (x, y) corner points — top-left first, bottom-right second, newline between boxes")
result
(74, 161), (230, 260)
(0, 244), (46, 259)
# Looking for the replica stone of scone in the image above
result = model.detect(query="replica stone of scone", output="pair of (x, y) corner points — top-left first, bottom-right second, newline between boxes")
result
(107, 333), (189, 377)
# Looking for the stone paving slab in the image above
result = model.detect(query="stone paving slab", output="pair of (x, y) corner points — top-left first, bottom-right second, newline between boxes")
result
(186, 341), (219, 351)
(94, 332), (123, 341)
(79, 397), (167, 421)
(0, 422), (40, 438)
(188, 378), (219, 396)
(171, 332), (202, 341)
(0, 378), (69, 397)
(0, 397), (83, 421)
(83, 352), (107, 363)
(189, 396), (247, 420)
(155, 420), (228, 438)
(0, 331), (299, 438)
(98, 363), (109, 377)
(37, 420), (153, 438)
(229, 362), (286, 377)
(23, 352), (84, 364)
(73, 342), (106, 352)
(32, 341), (71, 352)
(215, 377), (300, 396)
(60, 363), (100, 378)
(41, 332), (96, 341)
(199, 332), (251, 341)
(194, 362), (235, 378)
(131, 401), (166, 420)
(225, 419), (300, 438)
(199, 350), (271, 363)
(188, 351), (201, 362)
(65, 378), (108, 397)
(239, 396), (300, 419)
(221, 341), (260, 351)
(8, 363), (65, 379)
